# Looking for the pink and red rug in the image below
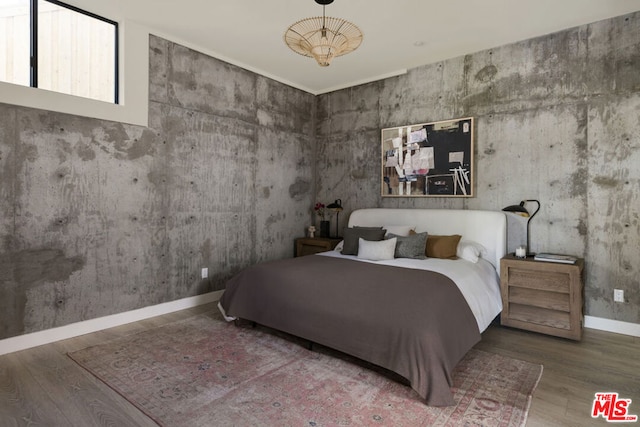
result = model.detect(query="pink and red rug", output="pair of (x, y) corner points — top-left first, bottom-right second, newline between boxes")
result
(68, 312), (542, 426)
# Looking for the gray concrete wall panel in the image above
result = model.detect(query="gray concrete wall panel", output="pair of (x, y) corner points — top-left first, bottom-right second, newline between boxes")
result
(316, 11), (640, 323)
(0, 35), (315, 340)
(587, 93), (640, 323)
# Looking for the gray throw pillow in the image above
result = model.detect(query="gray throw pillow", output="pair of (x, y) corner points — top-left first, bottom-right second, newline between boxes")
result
(386, 232), (428, 259)
(341, 227), (387, 255)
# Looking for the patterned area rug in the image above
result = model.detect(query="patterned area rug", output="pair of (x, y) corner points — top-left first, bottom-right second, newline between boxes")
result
(68, 312), (542, 426)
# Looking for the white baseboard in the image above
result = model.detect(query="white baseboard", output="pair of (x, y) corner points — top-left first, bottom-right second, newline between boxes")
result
(585, 315), (640, 338)
(0, 291), (224, 356)
(3, 298), (637, 356)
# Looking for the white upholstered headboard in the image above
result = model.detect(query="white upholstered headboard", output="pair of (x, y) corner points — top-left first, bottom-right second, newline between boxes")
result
(348, 208), (507, 273)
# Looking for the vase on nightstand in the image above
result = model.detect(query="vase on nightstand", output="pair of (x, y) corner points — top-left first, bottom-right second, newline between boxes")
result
(320, 221), (330, 238)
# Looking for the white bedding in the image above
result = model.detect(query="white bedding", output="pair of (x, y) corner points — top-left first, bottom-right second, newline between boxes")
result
(318, 250), (502, 332)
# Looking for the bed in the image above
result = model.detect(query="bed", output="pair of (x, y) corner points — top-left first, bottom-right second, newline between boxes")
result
(218, 208), (506, 406)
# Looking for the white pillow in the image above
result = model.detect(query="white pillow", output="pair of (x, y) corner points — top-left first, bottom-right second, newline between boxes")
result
(357, 237), (397, 261)
(383, 225), (415, 237)
(456, 240), (487, 263)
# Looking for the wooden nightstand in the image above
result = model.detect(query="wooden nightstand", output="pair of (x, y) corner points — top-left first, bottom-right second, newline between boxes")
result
(295, 237), (342, 257)
(500, 254), (585, 340)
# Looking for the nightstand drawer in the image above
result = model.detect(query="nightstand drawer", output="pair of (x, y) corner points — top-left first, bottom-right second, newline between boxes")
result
(508, 286), (570, 311)
(507, 268), (570, 293)
(508, 304), (571, 330)
(295, 237), (341, 257)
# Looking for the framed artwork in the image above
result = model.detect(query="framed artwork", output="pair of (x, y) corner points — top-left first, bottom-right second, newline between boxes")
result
(381, 117), (474, 197)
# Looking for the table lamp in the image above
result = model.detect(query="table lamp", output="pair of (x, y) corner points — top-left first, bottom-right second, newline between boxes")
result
(502, 199), (540, 256)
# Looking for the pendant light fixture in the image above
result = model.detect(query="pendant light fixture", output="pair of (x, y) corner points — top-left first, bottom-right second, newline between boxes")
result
(284, 0), (363, 67)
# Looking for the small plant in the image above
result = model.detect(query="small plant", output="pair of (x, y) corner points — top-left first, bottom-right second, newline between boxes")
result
(314, 202), (326, 220)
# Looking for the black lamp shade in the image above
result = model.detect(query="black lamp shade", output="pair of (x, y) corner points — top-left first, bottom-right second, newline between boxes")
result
(502, 202), (529, 216)
(327, 199), (343, 211)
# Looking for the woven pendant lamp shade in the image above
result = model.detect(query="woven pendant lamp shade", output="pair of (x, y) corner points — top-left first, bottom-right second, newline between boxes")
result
(284, 10), (362, 67)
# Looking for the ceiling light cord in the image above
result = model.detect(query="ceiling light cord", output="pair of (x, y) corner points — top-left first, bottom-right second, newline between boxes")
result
(321, 5), (327, 39)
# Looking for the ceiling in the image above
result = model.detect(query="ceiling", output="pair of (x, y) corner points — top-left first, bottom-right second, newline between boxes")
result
(69, 0), (640, 95)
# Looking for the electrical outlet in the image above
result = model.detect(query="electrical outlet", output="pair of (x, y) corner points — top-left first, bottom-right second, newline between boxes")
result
(614, 289), (624, 303)
(201, 268), (208, 279)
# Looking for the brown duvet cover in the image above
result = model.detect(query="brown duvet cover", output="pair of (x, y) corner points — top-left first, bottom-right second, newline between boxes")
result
(219, 254), (481, 406)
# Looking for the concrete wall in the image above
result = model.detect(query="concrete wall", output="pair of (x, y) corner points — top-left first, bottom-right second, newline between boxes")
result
(316, 12), (640, 324)
(0, 35), (315, 340)
(1, 12), (638, 342)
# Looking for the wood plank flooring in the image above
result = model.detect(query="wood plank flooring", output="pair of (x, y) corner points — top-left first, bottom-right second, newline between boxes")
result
(1, 302), (638, 426)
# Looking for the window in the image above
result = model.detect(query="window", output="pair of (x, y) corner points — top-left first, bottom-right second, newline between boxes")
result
(0, 0), (118, 103)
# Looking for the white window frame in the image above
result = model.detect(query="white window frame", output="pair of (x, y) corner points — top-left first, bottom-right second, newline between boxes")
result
(0, 19), (148, 127)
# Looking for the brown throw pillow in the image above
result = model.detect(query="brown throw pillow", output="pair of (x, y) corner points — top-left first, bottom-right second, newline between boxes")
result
(425, 234), (462, 259)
